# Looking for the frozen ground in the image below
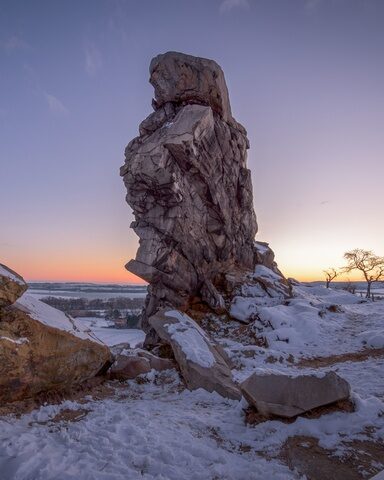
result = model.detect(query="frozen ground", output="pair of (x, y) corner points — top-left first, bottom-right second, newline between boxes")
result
(79, 317), (145, 348)
(0, 285), (383, 479)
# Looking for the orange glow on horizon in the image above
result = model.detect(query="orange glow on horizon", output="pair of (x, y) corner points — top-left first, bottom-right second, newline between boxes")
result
(2, 254), (146, 285)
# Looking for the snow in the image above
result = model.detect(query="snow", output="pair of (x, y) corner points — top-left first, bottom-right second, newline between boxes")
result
(229, 296), (258, 322)
(1, 285), (384, 478)
(14, 294), (103, 344)
(165, 310), (215, 368)
(258, 299), (323, 352)
(0, 336), (29, 345)
(0, 264), (24, 285)
(228, 285), (384, 363)
(359, 329), (384, 349)
(254, 264), (282, 281)
(254, 241), (270, 254)
(87, 326), (144, 348)
(372, 470), (384, 480)
(0, 375), (294, 480)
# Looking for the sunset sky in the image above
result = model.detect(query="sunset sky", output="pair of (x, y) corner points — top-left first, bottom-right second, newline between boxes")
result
(1, 0), (383, 283)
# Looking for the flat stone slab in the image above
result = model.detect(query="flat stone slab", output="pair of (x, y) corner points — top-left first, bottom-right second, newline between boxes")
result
(241, 370), (351, 418)
(149, 309), (241, 400)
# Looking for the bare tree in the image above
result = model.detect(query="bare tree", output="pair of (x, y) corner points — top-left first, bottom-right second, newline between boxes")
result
(323, 268), (339, 288)
(343, 249), (384, 298)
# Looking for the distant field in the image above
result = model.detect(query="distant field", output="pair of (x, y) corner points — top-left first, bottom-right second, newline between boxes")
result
(27, 282), (148, 300)
(305, 281), (384, 298)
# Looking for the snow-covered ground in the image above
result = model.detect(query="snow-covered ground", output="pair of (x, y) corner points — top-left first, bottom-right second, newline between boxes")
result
(78, 317), (145, 348)
(1, 285), (383, 479)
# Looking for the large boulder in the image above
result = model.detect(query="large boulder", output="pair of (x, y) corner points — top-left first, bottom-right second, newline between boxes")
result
(121, 51), (290, 336)
(0, 293), (112, 403)
(148, 309), (241, 400)
(241, 371), (351, 418)
(0, 263), (28, 307)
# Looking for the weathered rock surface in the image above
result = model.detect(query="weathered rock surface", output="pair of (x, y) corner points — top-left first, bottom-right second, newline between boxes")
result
(0, 291), (112, 403)
(121, 51), (290, 338)
(0, 263), (28, 307)
(149, 51), (234, 125)
(136, 349), (176, 371)
(110, 354), (151, 380)
(148, 309), (241, 400)
(241, 371), (351, 418)
(110, 349), (175, 380)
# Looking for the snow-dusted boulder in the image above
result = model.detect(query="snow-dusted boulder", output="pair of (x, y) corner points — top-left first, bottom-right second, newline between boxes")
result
(241, 370), (350, 418)
(0, 263), (27, 307)
(0, 294), (112, 403)
(149, 309), (241, 400)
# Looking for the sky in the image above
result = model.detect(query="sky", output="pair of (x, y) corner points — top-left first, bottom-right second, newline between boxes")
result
(1, 0), (383, 283)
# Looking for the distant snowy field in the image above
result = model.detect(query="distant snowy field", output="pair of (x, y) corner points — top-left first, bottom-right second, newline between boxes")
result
(27, 282), (147, 300)
(80, 316), (145, 348)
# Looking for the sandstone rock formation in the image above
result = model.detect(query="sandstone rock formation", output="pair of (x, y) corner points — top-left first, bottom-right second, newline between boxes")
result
(121, 51), (290, 339)
(0, 263), (27, 307)
(241, 371), (351, 418)
(0, 264), (112, 403)
(149, 309), (241, 399)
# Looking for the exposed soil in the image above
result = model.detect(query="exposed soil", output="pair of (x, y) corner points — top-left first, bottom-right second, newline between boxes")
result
(0, 377), (116, 417)
(298, 348), (384, 368)
(280, 435), (384, 480)
(244, 398), (355, 426)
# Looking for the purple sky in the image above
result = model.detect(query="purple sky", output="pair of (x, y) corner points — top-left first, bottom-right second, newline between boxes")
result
(1, 0), (383, 282)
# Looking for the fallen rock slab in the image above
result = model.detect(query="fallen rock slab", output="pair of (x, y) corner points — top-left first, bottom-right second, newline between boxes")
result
(241, 370), (351, 418)
(0, 263), (28, 307)
(0, 293), (112, 403)
(110, 350), (175, 380)
(136, 349), (176, 371)
(149, 309), (241, 400)
(109, 355), (151, 380)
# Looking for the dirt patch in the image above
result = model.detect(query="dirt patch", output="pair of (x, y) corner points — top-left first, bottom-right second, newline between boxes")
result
(298, 348), (384, 368)
(51, 408), (91, 424)
(0, 377), (116, 417)
(280, 435), (384, 480)
(244, 399), (355, 425)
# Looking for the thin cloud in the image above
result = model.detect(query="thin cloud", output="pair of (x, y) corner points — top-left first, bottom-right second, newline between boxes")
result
(1, 35), (30, 53)
(84, 43), (102, 76)
(44, 93), (69, 116)
(305, 0), (322, 11)
(219, 0), (250, 14)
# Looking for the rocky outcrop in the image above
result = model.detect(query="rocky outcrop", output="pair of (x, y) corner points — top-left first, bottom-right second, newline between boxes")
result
(0, 265), (112, 403)
(121, 51), (290, 339)
(0, 263), (27, 307)
(148, 309), (241, 399)
(241, 371), (351, 418)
